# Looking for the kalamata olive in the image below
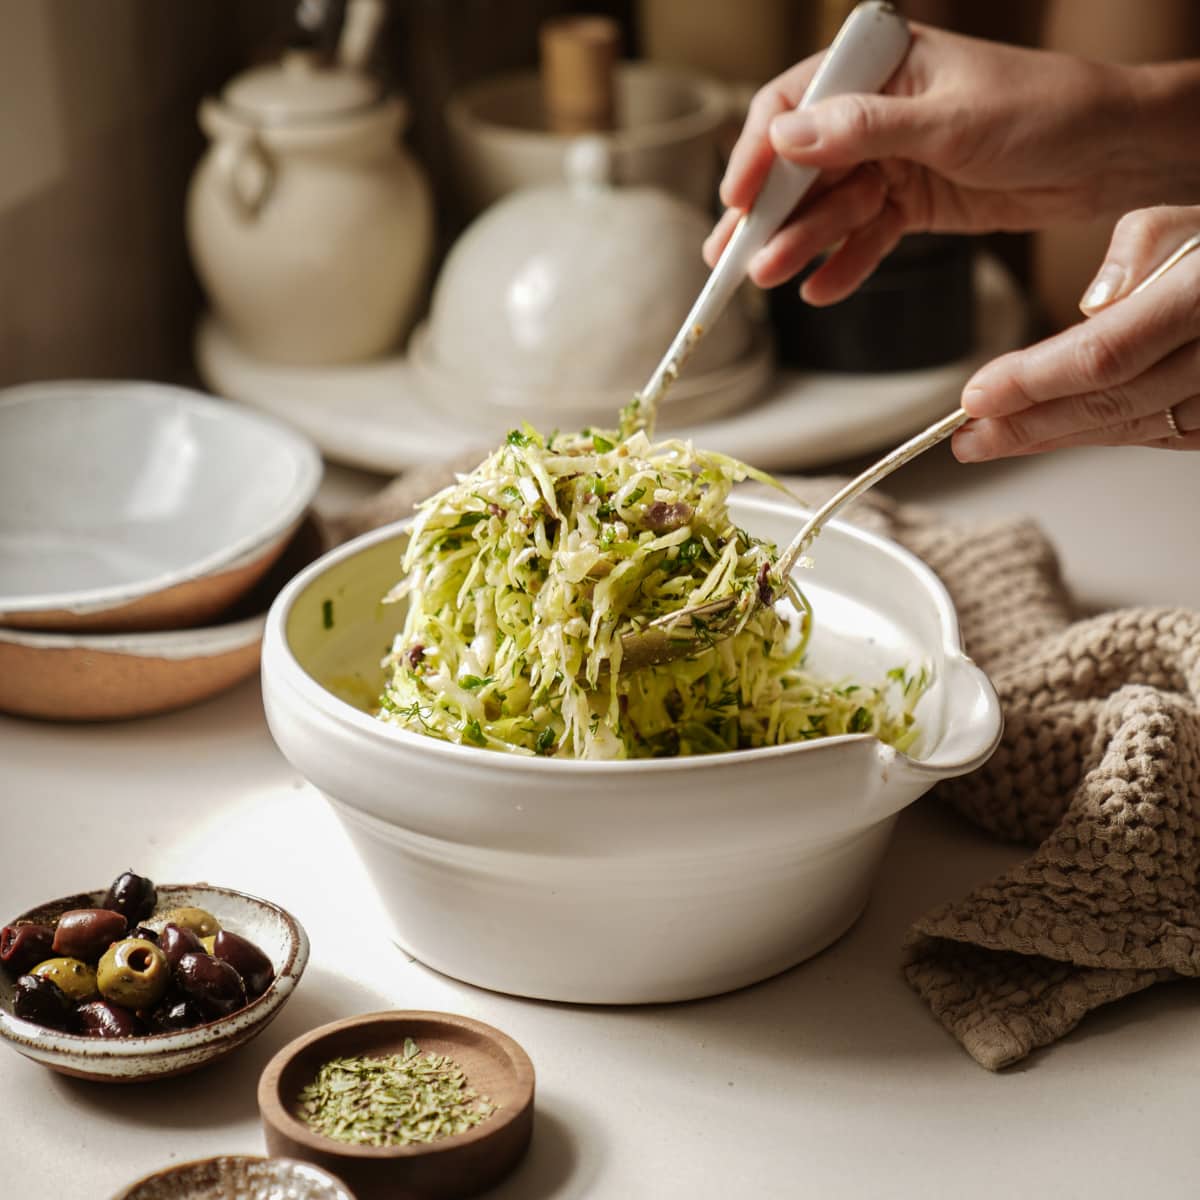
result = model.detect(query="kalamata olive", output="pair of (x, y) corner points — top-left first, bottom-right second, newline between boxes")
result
(145, 995), (205, 1032)
(76, 1000), (143, 1038)
(31, 957), (98, 1002)
(97, 938), (169, 1009)
(52, 909), (127, 961)
(212, 930), (275, 999)
(158, 923), (204, 969)
(174, 952), (246, 1019)
(12, 974), (75, 1031)
(101, 871), (157, 924)
(0, 924), (56, 975)
(131, 925), (159, 945)
(156, 906), (220, 939)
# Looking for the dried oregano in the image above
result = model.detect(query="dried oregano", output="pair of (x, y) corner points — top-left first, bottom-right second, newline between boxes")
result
(297, 1038), (498, 1147)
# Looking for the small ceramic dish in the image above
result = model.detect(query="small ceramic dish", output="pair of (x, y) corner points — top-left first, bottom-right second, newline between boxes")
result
(258, 1011), (535, 1200)
(0, 513), (325, 721)
(261, 493), (1001, 1004)
(0, 380), (322, 632)
(111, 1155), (353, 1200)
(0, 883), (308, 1082)
(409, 319), (772, 438)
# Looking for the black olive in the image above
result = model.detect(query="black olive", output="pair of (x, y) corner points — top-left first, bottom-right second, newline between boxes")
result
(101, 871), (157, 924)
(158, 923), (204, 969)
(0, 924), (56, 975)
(52, 909), (127, 961)
(12, 974), (76, 1031)
(76, 1000), (143, 1038)
(212, 930), (275, 999)
(174, 952), (247, 1019)
(145, 995), (206, 1033)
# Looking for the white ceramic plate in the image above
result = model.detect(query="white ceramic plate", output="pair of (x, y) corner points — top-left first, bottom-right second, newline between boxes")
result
(197, 255), (1024, 476)
(0, 381), (322, 629)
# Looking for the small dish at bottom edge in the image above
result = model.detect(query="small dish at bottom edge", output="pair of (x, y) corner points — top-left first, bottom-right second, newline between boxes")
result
(110, 1154), (353, 1200)
(258, 1011), (535, 1200)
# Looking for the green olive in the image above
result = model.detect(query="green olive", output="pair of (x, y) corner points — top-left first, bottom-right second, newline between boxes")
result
(157, 907), (221, 939)
(200, 935), (216, 954)
(97, 938), (169, 1009)
(31, 957), (99, 1002)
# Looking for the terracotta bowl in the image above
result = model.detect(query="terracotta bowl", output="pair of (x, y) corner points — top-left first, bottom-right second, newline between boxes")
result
(259, 1011), (535, 1200)
(0, 380), (322, 632)
(111, 1155), (354, 1200)
(0, 883), (308, 1082)
(0, 513), (325, 722)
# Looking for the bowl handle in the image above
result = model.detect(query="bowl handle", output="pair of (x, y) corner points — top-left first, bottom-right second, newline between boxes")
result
(903, 652), (1003, 779)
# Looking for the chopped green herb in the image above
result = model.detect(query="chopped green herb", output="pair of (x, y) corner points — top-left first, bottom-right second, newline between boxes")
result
(297, 1041), (498, 1148)
(321, 599), (334, 630)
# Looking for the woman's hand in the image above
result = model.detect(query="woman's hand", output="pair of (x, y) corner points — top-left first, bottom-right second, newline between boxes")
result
(953, 206), (1200, 459)
(706, 23), (1157, 305)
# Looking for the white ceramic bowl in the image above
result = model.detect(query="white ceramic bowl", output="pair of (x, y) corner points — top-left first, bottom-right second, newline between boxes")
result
(446, 62), (729, 217)
(0, 883), (309, 1082)
(0, 381), (322, 631)
(261, 493), (1001, 1004)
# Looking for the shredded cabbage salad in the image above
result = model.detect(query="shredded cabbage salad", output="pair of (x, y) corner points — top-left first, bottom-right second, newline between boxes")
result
(377, 424), (924, 760)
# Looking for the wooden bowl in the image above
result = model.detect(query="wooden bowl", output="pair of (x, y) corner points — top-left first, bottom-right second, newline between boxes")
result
(111, 1155), (353, 1200)
(258, 1011), (535, 1200)
(0, 883), (308, 1082)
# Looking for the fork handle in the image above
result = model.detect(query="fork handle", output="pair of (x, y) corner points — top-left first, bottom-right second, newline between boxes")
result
(776, 407), (971, 578)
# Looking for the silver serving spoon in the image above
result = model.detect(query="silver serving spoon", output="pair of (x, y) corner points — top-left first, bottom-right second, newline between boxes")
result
(618, 223), (1200, 673)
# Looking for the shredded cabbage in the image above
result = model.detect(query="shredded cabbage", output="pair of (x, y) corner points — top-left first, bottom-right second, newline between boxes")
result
(377, 425), (924, 760)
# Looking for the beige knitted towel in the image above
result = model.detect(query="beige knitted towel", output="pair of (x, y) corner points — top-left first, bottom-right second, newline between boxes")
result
(776, 477), (1200, 1071)
(331, 467), (1200, 1072)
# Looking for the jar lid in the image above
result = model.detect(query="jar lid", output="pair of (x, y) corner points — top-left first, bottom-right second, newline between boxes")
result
(223, 51), (380, 124)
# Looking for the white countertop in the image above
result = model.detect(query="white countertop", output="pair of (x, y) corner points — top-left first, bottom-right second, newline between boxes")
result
(4, 441), (1199, 1199)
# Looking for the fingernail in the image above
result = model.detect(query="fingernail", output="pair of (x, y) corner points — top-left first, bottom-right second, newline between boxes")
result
(770, 110), (818, 150)
(748, 248), (771, 279)
(1080, 264), (1125, 314)
(953, 428), (986, 463)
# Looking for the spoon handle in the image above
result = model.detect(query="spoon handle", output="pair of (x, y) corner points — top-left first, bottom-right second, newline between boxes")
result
(632, 2), (912, 431)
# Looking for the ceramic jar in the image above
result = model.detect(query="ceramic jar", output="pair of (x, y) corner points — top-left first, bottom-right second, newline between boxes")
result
(187, 51), (433, 367)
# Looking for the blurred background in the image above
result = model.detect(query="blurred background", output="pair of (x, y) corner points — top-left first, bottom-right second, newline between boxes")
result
(2, 0), (1199, 388)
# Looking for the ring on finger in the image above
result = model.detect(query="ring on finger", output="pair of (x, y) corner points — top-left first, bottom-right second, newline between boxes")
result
(1164, 405), (1183, 438)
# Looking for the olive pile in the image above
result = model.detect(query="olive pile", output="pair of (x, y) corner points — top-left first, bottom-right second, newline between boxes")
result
(0, 871), (275, 1038)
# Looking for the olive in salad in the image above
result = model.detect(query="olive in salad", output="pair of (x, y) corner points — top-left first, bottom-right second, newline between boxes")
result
(1, 871), (275, 1037)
